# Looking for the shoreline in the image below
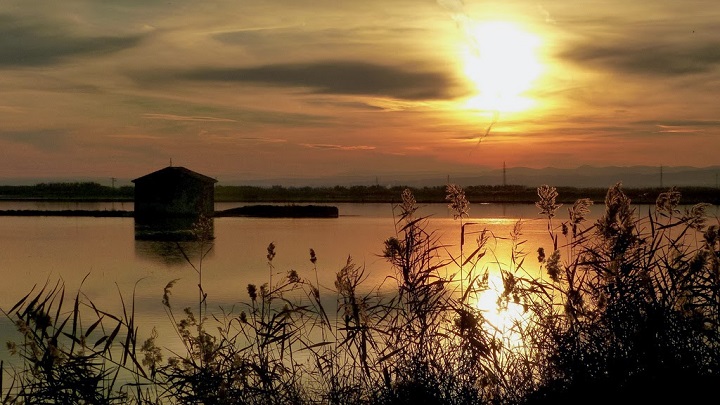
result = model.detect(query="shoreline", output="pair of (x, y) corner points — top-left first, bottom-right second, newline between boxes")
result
(1, 184), (720, 206)
(0, 204), (340, 218)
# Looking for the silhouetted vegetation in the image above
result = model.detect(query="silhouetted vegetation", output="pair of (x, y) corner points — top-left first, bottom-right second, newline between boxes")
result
(2, 182), (720, 204)
(0, 183), (133, 201)
(0, 210), (133, 217)
(2, 184), (720, 403)
(216, 184), (720, 204)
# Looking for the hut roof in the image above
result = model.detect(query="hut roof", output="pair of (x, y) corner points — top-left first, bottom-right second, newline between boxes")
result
(132, 166), (217, 184)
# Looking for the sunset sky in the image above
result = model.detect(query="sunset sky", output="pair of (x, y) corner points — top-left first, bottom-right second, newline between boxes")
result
(2, 0), (719, 184)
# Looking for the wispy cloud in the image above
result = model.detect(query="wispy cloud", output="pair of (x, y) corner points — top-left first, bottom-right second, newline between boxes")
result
(306, 99), (387, 111)
(0, 14), (144, 68)
(301, 143), (376, 151)
(537, 4), (557, 24)
(213, 27), (360, 49)
(122, 95), (335, 128)
(635, 119), (720, 127)
(201, 132), (288, 144)
(144, 61), (460, 101)
(0, 105), (25, 114)
(235, 136), (287, 143)
(143, 113), (237, 122)
(562, 38), (720, 77)
(656, 126), (702, 133)
(0, 129), (70, 150)
(108, 134), (164, 141)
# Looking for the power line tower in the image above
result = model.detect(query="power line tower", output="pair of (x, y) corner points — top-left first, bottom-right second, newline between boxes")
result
(503, 161), (507, 187)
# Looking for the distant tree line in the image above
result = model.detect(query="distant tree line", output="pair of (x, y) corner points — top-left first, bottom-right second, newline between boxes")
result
(1, 182), (719, 205)
(0, 182), (134, 200)
(215, 184), (720, 205)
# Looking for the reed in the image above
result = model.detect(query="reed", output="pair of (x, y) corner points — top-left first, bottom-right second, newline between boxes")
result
(1, 276), (159, 403)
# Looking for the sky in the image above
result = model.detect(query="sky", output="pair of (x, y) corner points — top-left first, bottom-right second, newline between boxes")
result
(1, 0), (719, 185)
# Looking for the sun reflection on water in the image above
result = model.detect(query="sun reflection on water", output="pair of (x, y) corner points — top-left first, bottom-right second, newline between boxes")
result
(472, 274), (531, 348)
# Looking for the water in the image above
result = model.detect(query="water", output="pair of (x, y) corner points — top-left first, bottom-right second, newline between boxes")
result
(0, 201), (715, 369)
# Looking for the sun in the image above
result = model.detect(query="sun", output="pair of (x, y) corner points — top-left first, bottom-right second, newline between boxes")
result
(461, 21), (543, 113)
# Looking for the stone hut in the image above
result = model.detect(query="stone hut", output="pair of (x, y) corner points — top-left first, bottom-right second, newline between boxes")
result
(132, 166), (217, 219)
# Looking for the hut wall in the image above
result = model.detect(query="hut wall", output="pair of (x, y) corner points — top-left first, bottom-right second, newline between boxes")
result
(133, 168), (215, 218)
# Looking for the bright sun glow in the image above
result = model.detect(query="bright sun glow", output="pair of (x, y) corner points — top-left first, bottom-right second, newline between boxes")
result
(462, 21), (543, 113)
(474, 274), (529, 347)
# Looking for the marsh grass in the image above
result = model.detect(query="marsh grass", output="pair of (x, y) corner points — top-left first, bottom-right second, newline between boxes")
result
(1, 276), (158, 403)
(518, 183), (720, 402)
(2, 183), (720, 404)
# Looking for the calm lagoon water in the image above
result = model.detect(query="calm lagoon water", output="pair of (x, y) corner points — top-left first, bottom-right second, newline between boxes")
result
(0, 201), (715, 367)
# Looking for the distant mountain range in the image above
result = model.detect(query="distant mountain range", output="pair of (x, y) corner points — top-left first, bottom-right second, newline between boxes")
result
(4, 166), (720, 189)
(227, 165), (720, 189)
(457, 165), (720, 189)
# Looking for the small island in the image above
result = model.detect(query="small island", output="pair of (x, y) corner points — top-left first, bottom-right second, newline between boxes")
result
(215, 204), (339, 218)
